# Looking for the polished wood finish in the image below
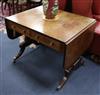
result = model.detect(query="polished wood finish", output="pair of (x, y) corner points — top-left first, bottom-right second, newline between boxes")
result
(5, 6), (96, 90)
(6, 6), (95, 43)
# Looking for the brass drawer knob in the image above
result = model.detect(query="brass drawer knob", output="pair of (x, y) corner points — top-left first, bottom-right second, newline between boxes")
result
(35, 35), (40, 43)
(50, 42), (54, 46)
(22, 30), (26, 33)
(35, 35), (39, 39)
(12, 25), (15, 29)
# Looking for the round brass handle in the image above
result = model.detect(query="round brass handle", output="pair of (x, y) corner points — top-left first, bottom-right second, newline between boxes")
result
(50, 42), (54, 46)
(12, 25), (15, 29)
(22, 30), (26, 34)
(35, 35), (40, 43)
(35, 35), (39, 39)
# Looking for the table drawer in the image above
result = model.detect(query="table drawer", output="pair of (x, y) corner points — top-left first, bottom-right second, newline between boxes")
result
(35, 34), (65, 52)
(7, 21), (37, 39)
(7, 21), (65, 52)
(8, 21), (30, 35)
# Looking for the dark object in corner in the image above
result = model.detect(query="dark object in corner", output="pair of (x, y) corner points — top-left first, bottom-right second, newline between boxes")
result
(65, 0), (72, 12)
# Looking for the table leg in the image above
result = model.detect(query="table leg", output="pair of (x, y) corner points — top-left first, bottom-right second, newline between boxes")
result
(13, 41), (26, 63)
(13, 36), (39, 63)
(56, 56), (84, 90)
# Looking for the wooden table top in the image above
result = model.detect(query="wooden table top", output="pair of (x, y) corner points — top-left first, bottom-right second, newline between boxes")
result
(6, 6), (96, 43)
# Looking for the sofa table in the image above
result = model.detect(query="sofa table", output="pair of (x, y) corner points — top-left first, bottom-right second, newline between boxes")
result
(5, 6), (96, 90)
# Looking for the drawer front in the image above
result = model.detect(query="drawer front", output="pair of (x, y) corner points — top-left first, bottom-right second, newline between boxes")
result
(38, 35), (65, 52)
(7, 21), (37, 39)
(8, 21), (65, 52)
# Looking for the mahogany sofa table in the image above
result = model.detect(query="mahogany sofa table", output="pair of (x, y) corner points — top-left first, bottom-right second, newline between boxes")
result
(5, 6), (96, 90)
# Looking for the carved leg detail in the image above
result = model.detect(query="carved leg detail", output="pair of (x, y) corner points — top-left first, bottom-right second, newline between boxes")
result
(56, 57), (84, 91)
(13, 36), (36, 63)
(73, 57), (84, 70)
(13, 42), (26, 63)
(13, 36), (39, 63)
(13, 47), (25, 63)
(56, 70), (69, 91)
